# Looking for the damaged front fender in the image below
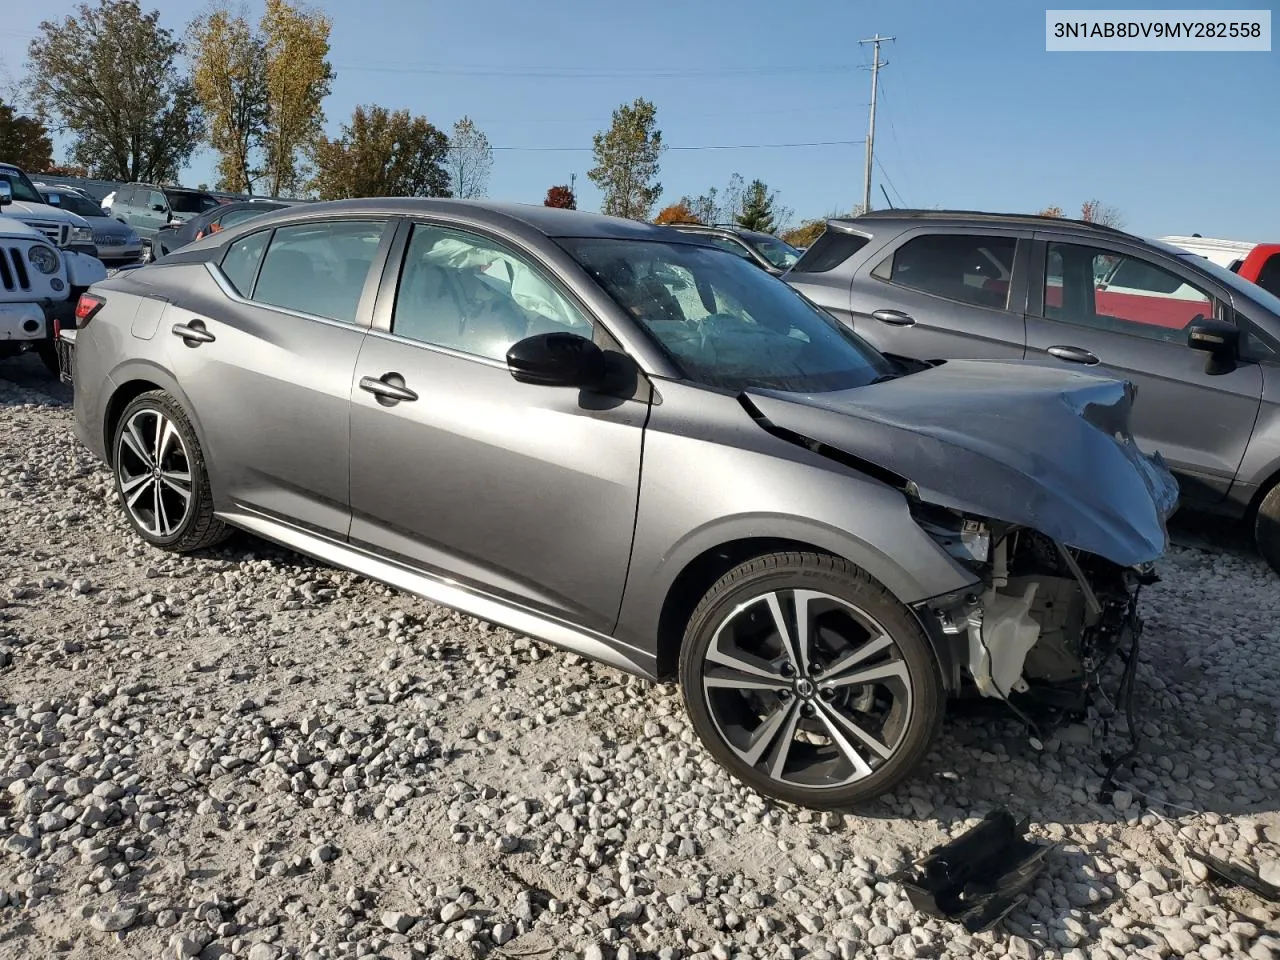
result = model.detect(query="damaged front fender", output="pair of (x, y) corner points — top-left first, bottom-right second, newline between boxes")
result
(742, 358), (1180, 568)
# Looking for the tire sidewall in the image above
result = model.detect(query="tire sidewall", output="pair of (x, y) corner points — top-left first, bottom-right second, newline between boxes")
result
(112, 394), (208, 548)
(679, 558), (943, 809)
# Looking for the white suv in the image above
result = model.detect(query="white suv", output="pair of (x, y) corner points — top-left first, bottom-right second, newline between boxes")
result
(0, 179), (107, 374)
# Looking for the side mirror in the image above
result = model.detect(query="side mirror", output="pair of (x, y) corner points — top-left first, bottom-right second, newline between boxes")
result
(1187, 315), (1240, 374)
(152, 203), (167, 213)
(506, 332), (607, 388)
(0, 182), (11, 205)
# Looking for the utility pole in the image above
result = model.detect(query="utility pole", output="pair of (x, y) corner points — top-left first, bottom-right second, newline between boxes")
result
(858, 34), (894, 214)
(569, 172), (577, 197)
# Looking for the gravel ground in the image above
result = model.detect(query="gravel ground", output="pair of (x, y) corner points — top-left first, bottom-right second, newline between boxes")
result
(2, 353), (1279, 960)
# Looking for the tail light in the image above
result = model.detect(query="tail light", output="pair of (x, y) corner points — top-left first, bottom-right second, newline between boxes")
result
(53, 317), (61, 340)
(75, 293), (106, 328)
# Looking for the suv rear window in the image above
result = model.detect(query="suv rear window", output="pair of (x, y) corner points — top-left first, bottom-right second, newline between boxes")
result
(789, 230), (869, 273)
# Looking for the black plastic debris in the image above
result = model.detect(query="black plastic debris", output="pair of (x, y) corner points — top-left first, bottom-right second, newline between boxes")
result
(1189, 851), (1280, 903)
(892, 809), (1054, 933)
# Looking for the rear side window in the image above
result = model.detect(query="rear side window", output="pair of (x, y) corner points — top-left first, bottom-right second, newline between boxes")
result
(873, 233), (1017, 310)
(117, 186), (135, 205)
(251, 220), (385, 323)
(221, 230), (270, 296)
(789, 230), (869, 273)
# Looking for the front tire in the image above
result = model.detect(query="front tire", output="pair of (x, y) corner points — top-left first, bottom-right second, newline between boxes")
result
(111, 391), (229, 552)
(679, 552), (943, 810)
(1255, 484), (1280, 576)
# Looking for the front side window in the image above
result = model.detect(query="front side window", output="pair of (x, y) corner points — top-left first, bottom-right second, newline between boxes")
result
(391, 224), (592, 362)
(873, 233), (1017, 310)
(562, 237), (894, 393)
(250, 220), (385, 323)
(148, 191), (167, 211)
(1046, 242), (1214, 343)
(706, 236), (754, 261)
(0, 167), (44, 204)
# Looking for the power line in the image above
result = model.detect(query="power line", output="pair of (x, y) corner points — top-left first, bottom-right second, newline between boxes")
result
(489, 139), (864, 153)
(874, 79), (914, 205)
(330, 61), (863, 80)
(875, 155), (906, 207)
(470, 104), (868, 126)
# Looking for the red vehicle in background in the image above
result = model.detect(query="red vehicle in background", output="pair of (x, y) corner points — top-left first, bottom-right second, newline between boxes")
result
(1231, 243), (1280, 299)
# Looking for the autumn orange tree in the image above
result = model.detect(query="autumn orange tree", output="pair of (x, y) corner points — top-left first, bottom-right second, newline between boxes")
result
(544, 185), (576, 208)
(653, 202), (698, 225)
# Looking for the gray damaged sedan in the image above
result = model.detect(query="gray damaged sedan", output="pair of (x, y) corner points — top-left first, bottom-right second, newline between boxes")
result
(63, 199), (1178, 809)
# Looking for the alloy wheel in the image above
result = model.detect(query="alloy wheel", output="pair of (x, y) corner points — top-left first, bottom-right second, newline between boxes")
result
(116, 408), (194, 539)
(700, 589), (914, 790)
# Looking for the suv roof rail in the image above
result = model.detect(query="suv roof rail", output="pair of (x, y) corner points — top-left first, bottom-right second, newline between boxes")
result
(838, 208), (1132, 237)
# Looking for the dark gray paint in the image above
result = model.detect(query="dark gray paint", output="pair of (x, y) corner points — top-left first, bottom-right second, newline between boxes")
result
(70, 198), (1178, 680)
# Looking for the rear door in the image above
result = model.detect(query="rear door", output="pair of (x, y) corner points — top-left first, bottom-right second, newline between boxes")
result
(1024, 233), (1263, 502)
(847, 227), (1030, 360)
(164, 218), (393, 535)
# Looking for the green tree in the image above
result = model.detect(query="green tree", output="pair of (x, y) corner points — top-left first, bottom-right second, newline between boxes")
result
(26, 0), (202, 182)
(187, 4), (269, 194)
(544, 184), (575, 208)
(588, 97), (662, 220)
(0, 98), (53, 171)
(736, 179), (780, 233)
(447, 116), (492, 199)
(310, 104), (449, 200)
(261, 0), (333, 196)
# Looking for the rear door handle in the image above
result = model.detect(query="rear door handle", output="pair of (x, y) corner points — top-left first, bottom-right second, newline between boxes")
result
(359, 373), (418, 405)
(171, 321), (215, 344)
(1047, 345), (1100, 365)
(871, 309), (915, 326)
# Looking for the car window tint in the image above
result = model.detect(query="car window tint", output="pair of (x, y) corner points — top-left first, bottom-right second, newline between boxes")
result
(251, 220), (384, 323)
(707, 236), (753, 260)
(220, 230), (271, 296)
(1045, 242), (1214, 343)
(149, 191), (167, 209)
(392, 224), (592, 362)
(220, 208), (268, 230)
(878, 234), (1017, 310)
(790, 230), (868, 273)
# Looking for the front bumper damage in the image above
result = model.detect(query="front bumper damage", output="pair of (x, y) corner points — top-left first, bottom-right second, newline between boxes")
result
(894, 810), (1055, 933)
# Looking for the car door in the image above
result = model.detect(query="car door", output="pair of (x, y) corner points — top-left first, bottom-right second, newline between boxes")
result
(112, 186), (135, 225)
(347, 220), (648, 633)
(848, 227), (1030, 360)
(140, 190), (171, 238)
(1024, 234), (1263, 502)
(164, 218), (393, 535)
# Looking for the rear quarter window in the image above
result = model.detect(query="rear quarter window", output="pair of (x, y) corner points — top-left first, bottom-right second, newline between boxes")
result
(789, 230), (870, 273)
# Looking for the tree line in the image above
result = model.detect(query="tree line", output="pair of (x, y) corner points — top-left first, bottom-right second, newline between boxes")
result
(2, 1), (1125, 241)
(6, 0), (493, 201)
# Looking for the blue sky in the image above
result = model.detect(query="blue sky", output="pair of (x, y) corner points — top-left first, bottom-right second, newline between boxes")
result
(2, 0), (1277, 238)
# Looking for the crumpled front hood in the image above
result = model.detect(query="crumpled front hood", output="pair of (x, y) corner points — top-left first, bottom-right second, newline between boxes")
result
(744, 359), (1180, 567)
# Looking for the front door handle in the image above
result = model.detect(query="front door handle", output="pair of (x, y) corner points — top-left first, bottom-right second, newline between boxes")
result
(1047, 345), (1100, 365)
(171, 320), (215, 345)
(871, 309), (915, 326)
(359, 373), (419, 405)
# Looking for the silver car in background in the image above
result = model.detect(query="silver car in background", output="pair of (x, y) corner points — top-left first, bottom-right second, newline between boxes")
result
(63, 199), (1177, 809)
(36, 184), (143, 268)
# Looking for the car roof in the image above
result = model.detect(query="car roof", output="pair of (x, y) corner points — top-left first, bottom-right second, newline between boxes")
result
(830, 208), (1133, 238)
(222, 197), (704, 242)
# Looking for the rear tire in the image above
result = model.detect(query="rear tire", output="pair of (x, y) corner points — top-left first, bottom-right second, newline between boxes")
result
(1255, 484), (1280, 576)
(111, 391), (229, 553)
(678, 552), (943, 810)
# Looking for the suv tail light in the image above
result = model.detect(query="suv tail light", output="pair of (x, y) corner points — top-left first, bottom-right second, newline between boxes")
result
(75, 293), (106, 328)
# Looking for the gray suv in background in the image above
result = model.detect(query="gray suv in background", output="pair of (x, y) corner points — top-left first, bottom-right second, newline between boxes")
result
(112, 183), (222, 244)
(784, 210), (1280, 573)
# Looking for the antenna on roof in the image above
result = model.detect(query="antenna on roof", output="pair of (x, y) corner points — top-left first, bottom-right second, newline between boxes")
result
(880, 184), (894, 209)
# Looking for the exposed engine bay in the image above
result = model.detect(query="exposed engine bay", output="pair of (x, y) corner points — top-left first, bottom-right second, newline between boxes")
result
(915, 504), (1156, 727)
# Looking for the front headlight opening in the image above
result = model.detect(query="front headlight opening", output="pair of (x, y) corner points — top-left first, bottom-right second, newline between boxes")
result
(70, 225), (94, 244)
(27, 245), (59, 275)
(910, 500), (991, 564)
